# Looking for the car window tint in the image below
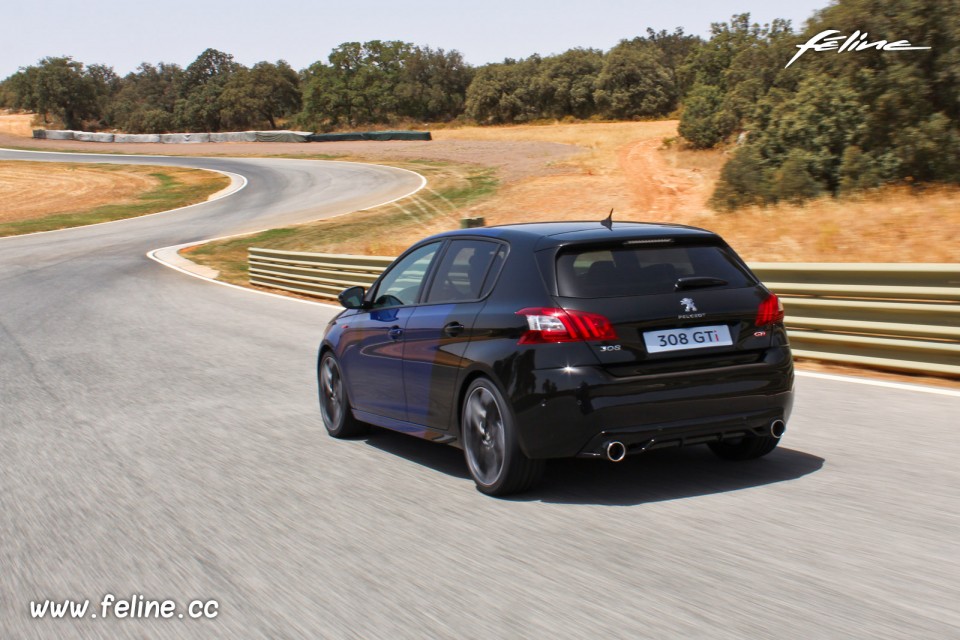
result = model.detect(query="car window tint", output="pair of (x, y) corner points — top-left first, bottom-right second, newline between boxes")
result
(373, 242), (440, 307)
(479, 246), (507, 298)
(556, 244), (755, 298)
(425, 240), (501, 303)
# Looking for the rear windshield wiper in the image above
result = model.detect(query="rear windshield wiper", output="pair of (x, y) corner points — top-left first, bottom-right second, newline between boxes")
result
(675, 276), (729, 291)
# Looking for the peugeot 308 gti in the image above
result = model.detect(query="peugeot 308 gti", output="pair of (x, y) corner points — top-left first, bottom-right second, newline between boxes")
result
(318, 222), (794, 496)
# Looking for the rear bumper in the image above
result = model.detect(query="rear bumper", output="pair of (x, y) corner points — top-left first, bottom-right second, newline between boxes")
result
(510, 346), (794, 459)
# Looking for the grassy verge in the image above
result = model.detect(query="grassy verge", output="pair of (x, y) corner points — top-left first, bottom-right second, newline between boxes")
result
(0, 164), (229, 237)
(186, 160), (498, 285)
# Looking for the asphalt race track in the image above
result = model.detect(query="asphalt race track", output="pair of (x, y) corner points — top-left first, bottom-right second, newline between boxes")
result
(2, 148), (959, 639)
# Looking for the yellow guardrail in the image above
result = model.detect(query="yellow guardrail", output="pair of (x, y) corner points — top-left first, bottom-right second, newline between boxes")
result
(250, 249), (960, 378)
(249, 248), (394, 299)
(748, 264), (960, 377)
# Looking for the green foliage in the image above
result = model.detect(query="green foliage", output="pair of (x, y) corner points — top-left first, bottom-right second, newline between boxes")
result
(774, 150), (824, 203)
(838, 146), (883, 193)
(466, 30), (698, 124)
(394, 46), (473, 122)
(678, 15), (799, 149)
(175, 48), (239, 131)
(464, 57), (543, 124)
(298, 41), (471, 129)
(534, 48), (604, 119)
(594, 41), (674, 119)
(4, 57), (112, 129)
(677, 83), (727, 148)
(220, 61), (301, 130)
(710, 145), (771, 210)
(696, 1), (960, 208)
(4, 28), (701, 132)
(107, 62), (183, 133)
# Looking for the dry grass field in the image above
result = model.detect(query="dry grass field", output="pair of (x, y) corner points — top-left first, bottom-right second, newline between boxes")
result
(3, 112), (958, 261)
(0, 112), (34, 136)
(431, 121), (960, 263)
(1, 112), (230, 235)
(1, 161), (165, 222)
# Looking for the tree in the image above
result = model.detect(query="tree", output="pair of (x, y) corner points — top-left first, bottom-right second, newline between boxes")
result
(395, 47), (473, 121)
(637, 28), (702, 99)
(6, 57), (109, 129)
(594, 41), (674, 119)
(708, 0), (960, 207)
(108, 62), (183, 133)
(677, 83), (728, 148)
(464, 57), (542, 124)
(176, 48), (240, 131)
(297, 40), (448, 128)
(533, 48), (604, 119)
(220, 61), (301, 129)
(710, 145), (772, 210)
(677, 15), (798, 149)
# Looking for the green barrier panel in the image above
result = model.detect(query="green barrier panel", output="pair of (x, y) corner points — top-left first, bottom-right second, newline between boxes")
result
(307, 131), (431, 142)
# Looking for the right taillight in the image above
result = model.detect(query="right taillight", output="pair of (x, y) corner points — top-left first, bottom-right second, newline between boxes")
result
(516, 307), (618, 344)
(756, 294), (785, 326)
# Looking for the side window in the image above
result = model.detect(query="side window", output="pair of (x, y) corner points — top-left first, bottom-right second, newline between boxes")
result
(425, 240), (502, 304)
(372, 242), (440, 308)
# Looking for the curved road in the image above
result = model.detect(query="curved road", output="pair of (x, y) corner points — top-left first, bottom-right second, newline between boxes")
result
(1, 149), (958, 639)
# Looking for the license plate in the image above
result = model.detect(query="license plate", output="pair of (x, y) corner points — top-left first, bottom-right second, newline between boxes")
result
(643, 325), (733, 353)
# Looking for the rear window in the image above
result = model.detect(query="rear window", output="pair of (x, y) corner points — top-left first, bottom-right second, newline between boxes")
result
(556, 243), (756, 298)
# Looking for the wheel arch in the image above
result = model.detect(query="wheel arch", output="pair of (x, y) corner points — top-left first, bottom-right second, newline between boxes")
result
(453, 365), (512, 445)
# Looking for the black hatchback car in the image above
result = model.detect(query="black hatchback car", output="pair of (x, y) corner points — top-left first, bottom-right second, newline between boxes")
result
(318, 221), (794, 495)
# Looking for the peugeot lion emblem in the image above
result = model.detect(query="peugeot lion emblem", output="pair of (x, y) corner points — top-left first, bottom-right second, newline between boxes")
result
(680, 298), (698, 313)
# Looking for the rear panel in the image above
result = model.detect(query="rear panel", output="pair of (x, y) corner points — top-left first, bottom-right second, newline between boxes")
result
(547, 240), (780, 372)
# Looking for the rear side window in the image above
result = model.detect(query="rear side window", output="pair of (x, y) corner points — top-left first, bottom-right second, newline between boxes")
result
(425, 240), (504, 303)
(556, 243), (755, 298)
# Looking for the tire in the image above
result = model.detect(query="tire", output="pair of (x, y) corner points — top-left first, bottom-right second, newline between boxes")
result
(318, 352), (365, 438)
(708, 434), (780, 460)
(461, 378), (544, 496)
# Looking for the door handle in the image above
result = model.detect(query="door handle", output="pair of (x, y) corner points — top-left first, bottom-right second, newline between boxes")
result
(443, 322), (465, 337)
(388, 326), (404, 340)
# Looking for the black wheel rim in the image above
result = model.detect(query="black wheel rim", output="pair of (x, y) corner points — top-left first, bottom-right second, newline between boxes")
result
(463, 386), (505, 486)
(320, 356), (343, 428)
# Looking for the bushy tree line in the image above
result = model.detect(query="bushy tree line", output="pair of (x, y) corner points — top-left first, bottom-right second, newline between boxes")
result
(682, 2), (960, 208)
(5, 0), (957, 207)
(1, 48), (302, 133)
(2, 56), (119, 130)
(0, 32), (699, 133)
(464, 29), (699, 124)
(298, 41), (472, 129)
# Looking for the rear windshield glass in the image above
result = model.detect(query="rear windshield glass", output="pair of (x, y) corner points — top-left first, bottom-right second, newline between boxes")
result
(556, 243), (756, 298)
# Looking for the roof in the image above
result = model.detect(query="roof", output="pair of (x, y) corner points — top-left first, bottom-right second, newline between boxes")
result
(429, 220), (720, 250)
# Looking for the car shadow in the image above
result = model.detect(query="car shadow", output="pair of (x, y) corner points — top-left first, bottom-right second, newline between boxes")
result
(524, 446), (824, 506)
(361, 429), (824, 506)
(362, 429), (471, 480)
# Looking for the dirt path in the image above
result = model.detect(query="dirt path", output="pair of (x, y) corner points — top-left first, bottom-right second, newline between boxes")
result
(618, 136), (714, 219)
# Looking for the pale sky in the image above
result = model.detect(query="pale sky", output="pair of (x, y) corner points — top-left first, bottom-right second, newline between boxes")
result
(3, 0), (832, 79)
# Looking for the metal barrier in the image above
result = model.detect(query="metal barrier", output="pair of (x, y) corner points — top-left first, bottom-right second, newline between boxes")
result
(248, 248), (394, 299)
(250, 249), (960, 378)
(749, 264), (960, 377)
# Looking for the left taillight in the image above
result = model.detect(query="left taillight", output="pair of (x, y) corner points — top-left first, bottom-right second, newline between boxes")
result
(756, 294), (785, 326)
(516, 307), (618, 344)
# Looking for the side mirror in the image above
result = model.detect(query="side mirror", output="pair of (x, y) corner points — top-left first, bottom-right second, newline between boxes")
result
(338, 286), (366, 310)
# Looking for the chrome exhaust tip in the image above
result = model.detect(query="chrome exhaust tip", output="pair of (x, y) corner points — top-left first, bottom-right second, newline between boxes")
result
(605, 441), (627, 462)
(770, 420), (786, 439)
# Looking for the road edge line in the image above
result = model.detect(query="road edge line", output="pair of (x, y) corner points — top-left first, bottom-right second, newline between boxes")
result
(795, 371), (960, 397)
